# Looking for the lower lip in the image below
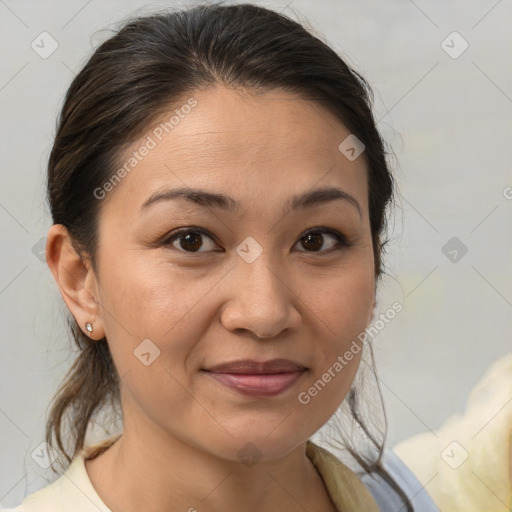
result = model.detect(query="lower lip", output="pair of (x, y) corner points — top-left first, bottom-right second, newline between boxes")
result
(204, 370), (306, 397)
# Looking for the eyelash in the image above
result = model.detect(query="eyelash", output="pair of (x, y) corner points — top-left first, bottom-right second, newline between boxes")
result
(159, 226), (351, 255)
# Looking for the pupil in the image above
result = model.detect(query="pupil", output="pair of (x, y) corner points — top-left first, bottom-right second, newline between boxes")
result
(181, 233), (202, 251)
(303, 233), (322, 251)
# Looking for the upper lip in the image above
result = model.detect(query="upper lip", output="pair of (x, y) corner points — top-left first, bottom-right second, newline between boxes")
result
(204, 358), (307, 374)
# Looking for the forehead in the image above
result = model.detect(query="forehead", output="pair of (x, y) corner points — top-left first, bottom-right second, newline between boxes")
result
(100, 86), (369, 219)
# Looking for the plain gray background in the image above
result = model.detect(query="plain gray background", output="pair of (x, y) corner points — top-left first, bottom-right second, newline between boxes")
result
(1, 0), (511, 508)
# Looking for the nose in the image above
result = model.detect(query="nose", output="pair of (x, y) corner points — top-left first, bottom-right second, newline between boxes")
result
(219, 255), (302, 340)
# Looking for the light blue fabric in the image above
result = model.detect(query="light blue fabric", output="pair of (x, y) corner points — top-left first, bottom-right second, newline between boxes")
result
(358, 449), (440, 512)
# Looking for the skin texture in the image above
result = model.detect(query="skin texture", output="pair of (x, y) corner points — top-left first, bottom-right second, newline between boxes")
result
(46, 85), (376, 512)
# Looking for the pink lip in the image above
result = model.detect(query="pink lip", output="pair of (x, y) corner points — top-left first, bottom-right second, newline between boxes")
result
(204, 358), (306, 374)
(204, 370), (306, 397)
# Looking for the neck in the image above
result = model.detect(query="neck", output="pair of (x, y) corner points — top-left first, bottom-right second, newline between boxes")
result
(85, 424), (336, 512)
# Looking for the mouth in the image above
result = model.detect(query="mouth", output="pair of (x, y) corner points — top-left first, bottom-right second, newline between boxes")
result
(201, 358), (307, 397)
(203, 370), (307, 397)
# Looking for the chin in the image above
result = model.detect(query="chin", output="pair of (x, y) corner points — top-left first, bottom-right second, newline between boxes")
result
(208, 426), (311, 464)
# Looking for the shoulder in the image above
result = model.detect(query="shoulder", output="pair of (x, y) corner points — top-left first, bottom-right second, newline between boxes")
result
(1, 468), (72, 512)
(2, 469), (70, 512)
(307, 440), (439, 511)
(3, 443), (114, 512)
(358, 448), (441, 512)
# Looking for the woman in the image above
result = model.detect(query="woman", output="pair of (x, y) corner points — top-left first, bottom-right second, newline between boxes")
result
(3, 4), (439, 511)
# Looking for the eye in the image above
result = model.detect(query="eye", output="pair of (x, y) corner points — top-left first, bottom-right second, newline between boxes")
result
(295, 227), (349, 254)
(161, 227), (219, 253)
(160, 226), (349, 255)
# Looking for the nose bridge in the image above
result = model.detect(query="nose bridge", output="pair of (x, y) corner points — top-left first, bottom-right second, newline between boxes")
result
(237, 242), (287, 304)
(221, 243), (300, 338)
(235, 232), (281, 282)
(243, 249), (284, 297)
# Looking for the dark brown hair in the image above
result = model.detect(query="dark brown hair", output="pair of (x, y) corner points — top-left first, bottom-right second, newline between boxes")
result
(44, 3), (410, 509)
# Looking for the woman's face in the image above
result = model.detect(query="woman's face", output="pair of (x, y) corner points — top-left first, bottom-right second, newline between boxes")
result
(89, 85), (375, 461)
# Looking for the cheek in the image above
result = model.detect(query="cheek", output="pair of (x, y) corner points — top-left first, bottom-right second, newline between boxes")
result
(95, 258), (179, 371)
(309, 260), (375, 341)
(99, 253), (200, 336)
(96, 254), (227, 395)
(302, 262), (374, 403)
(96, 261), (202, 427)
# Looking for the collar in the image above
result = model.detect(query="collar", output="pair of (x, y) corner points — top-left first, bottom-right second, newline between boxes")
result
(306, 440), (379, 511)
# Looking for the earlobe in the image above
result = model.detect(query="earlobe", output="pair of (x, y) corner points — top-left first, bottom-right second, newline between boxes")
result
(45, 224), (104, 340)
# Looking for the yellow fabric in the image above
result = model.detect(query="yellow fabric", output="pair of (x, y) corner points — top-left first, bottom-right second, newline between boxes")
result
(306, 440), (380, 511)
(394, 353), (512, 512)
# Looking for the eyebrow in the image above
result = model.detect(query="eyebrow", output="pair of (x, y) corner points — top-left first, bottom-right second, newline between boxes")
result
(140, 185), (362, 218)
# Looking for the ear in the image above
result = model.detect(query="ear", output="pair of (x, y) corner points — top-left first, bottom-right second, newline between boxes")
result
(45, 224), (105, 340)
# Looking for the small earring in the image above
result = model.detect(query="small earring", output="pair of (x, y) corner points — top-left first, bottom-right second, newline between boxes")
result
(85, 322), (93, 334)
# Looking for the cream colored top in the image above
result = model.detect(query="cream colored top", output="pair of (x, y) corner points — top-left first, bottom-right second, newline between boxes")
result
(4, 437), (380, 512)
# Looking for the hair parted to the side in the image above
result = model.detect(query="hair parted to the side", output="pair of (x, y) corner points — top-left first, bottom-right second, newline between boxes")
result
(44, 3), (411, 510)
